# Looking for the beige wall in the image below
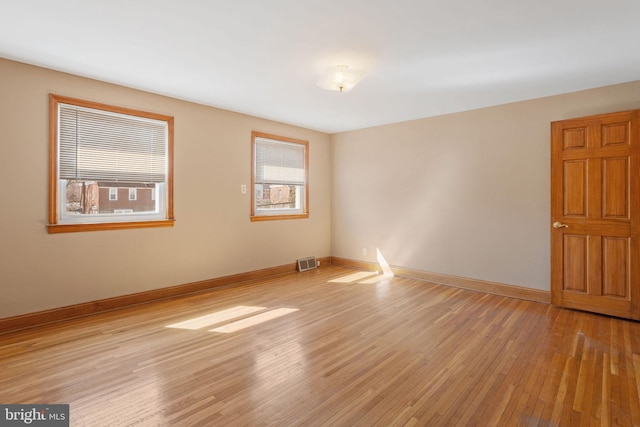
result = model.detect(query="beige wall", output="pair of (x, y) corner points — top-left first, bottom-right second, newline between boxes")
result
(331, 81), (640, 290)
(0, 58), (332, 318)
(3, 56), (640, 319)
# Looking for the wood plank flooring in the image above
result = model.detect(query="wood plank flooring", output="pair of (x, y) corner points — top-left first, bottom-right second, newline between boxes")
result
(2, 265), (640, 426)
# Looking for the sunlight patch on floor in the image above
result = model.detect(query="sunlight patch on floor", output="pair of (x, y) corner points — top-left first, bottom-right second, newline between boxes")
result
(166, 306), (266, 330)
(210, 308), (299, 333)
(329, 271), (379, 283)
(358, 275), (388, 284)
(329, 248), (394, 284)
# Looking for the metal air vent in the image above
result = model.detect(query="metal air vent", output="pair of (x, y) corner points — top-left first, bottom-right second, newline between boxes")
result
(297, 256), (318, 272)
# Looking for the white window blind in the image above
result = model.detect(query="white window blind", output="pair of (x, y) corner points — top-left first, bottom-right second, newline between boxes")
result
(254, 137), (305, 186)
(58, 103), (168, 183)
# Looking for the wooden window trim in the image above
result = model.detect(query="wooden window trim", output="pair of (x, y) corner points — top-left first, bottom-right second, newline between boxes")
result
(48, 94), (175, 233)
(251, 131), (309, 222)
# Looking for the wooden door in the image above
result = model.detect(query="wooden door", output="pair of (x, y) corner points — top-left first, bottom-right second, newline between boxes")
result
(551, 110), (640, 319)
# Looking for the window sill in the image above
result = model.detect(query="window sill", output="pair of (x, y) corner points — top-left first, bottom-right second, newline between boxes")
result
(47, 219), (175, 233)
(250, 213), (309, 222)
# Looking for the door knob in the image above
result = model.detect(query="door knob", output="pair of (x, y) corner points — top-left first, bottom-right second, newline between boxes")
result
(552, 221), (569, 229)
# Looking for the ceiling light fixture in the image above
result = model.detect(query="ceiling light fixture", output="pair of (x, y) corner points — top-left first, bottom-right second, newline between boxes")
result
(317, 65), (365, 93)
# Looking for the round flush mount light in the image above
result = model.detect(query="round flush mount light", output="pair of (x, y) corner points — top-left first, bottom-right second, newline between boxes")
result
(316, 65), (366, 92)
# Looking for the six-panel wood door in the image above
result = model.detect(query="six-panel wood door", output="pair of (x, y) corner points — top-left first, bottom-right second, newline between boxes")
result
(551, 110), (640, 319)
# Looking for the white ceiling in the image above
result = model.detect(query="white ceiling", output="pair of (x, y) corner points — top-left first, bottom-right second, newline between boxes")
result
(2, 1), (640, 133)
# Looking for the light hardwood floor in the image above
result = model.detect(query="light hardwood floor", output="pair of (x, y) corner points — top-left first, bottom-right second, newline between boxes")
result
(1, 265), (640, 426)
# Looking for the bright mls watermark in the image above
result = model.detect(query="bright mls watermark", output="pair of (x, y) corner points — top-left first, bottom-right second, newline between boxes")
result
(0, 405), (69, 426)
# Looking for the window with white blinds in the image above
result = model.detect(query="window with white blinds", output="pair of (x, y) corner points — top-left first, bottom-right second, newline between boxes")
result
(251, 132), (309, 220)
(48, 94), (175, 233)
(58, 103), (167, 183)
(255, 138), (305, 186)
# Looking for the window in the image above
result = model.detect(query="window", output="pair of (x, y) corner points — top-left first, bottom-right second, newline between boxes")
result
(48, 94), (174, 233)
(251, 131), (309, 221)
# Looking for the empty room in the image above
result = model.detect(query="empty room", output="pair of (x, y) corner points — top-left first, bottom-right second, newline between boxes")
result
(2, 1), (640, 425)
